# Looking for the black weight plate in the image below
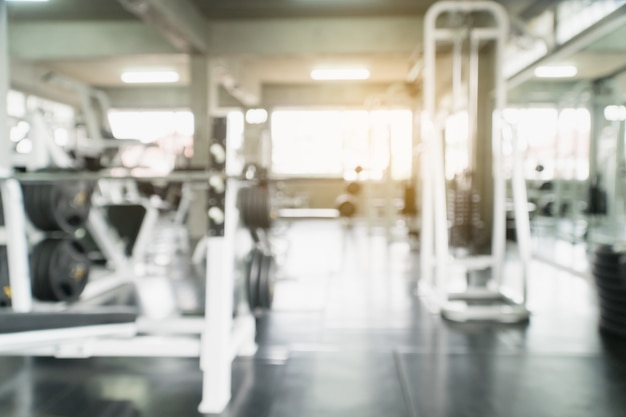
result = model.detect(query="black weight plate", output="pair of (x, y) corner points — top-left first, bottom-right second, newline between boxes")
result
(54, 183), (92, 233)
(593, 272), (625, 288)
(260, 187), (272, 229)
(246, 248), (262, 311)
(600, 314), (626, 339)
(0, 191), (4, 225)
(600, 305), (626, 328)
(594, 276), (626, 292)
(23, 183), (93, 233)
(31, 239), (90, 302)
(31, 239), (56, 301)
(238, 187), (252, 228)
(595, 285), (626, 305)
(0, 248), (10, 307)
(591, 262), (621, 278)
(595, 245), (625, 264)
(597, 287), (626, 306)
(258, 253), (275, 310)
(257, 253), (269, 309)
(48, 240), (90, 302)
(598, 290), (626, 311)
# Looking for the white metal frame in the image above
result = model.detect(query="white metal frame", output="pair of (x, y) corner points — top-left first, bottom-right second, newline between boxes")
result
(0, 6), (255, 412)
(418, 1), (532, 323)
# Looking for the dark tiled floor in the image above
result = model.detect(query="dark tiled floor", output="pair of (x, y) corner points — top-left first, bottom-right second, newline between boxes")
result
(0, 221), (625, 416)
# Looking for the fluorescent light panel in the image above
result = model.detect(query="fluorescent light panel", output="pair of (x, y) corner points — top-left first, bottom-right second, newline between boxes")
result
(311, 68), (370, 81)
(121, 70), (180, 84)
(534, 65), (578, 78)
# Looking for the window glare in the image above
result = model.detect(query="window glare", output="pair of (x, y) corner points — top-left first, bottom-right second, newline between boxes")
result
(109, 110), (194, 143)
(271, 109), (412, 180)
(507, 107), (590, 181)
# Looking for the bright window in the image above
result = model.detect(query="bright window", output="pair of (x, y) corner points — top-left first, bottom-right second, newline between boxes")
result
(506, 107), (590, 180)
(271, 109), (413, 180)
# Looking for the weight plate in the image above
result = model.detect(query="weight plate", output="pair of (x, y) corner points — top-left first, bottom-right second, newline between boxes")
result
(246, 248), (262, 311)
(50, 240), (90, 302)
(31, 239), (56, 301)
(0, 248), (10, 307)
(238, 186), (272, 230)
(257, 252), (276, 310)
(31, 239), (90, 302)
(594, 246), (624, 264)
(599, 300), (626, 321)
(600, 314), (626, 339)
(23, 182), (93, 233)
(591, 263), (621, 278)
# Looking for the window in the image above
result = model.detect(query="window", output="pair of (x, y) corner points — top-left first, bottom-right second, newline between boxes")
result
(271, 109), (413, 180)
(505, 107), (590, 180)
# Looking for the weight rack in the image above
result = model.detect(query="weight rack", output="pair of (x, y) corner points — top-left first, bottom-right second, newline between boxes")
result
(0, 1), (256, 413)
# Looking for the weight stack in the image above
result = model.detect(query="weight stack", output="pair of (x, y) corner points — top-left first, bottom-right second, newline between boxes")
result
(448, 172), (487, 253)
(592, 245), (626, 339)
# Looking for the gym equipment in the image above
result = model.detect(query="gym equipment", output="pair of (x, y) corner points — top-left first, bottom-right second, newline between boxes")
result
(30, 238), (91, 302)
(245, 247), (276, 312)
(0, 248), (9, 307)
(592, 245), (626, 338)
(447, 172), (487, 251)
(418, 2), (531, 323)
(335, 194), (357, 218)
(238, 185), (273, 230)
(22, 181), (93, 233)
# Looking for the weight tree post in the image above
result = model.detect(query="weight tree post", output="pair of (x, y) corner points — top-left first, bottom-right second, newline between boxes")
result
(0, 0), (32, 312)
(0, 0), (10, 176)
(199, 117), (233, 414)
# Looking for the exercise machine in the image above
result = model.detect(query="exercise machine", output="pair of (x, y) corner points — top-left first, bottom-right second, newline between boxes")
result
(416, 1), (531, 323)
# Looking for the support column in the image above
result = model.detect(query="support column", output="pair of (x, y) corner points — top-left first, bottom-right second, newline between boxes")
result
(188, 55), (217, 242)
(1, 1), (32, 312)
(0, 0), (10, 177)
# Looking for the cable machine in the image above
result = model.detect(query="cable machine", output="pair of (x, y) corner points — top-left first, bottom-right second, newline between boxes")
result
(418, 1), (531, 323)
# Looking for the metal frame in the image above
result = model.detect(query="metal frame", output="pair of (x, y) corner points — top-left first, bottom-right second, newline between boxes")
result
(0, 9), (255, 411)
(418, 1), (531, 323)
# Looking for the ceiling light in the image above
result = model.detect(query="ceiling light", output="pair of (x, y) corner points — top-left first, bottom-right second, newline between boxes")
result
(534, 65), (578, 78)
(604, 105), (626, 121)
(245, 109), (268, 125)
(311, 68), (370, 81)
(121, 70), (180, 84)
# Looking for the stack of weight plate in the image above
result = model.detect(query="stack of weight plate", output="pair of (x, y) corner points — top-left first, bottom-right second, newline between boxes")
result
(592, 245), (626, 338)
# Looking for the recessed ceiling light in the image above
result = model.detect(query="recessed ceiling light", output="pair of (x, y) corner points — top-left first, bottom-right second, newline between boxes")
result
(534, 65), (578, 78)
(311, 67), (371, 81)
(121, 70), (180, 84)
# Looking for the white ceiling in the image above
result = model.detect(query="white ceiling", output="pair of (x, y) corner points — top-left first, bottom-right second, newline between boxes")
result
(8, 0), (626, 104)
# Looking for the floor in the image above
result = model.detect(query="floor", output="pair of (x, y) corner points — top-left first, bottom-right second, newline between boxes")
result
(1, 220), (626, 417)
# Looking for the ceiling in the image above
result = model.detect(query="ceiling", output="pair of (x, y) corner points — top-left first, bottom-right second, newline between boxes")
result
(7, 0), (626, 106)
(7, 0), (134, 21)
(6, 0), (438, 21)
